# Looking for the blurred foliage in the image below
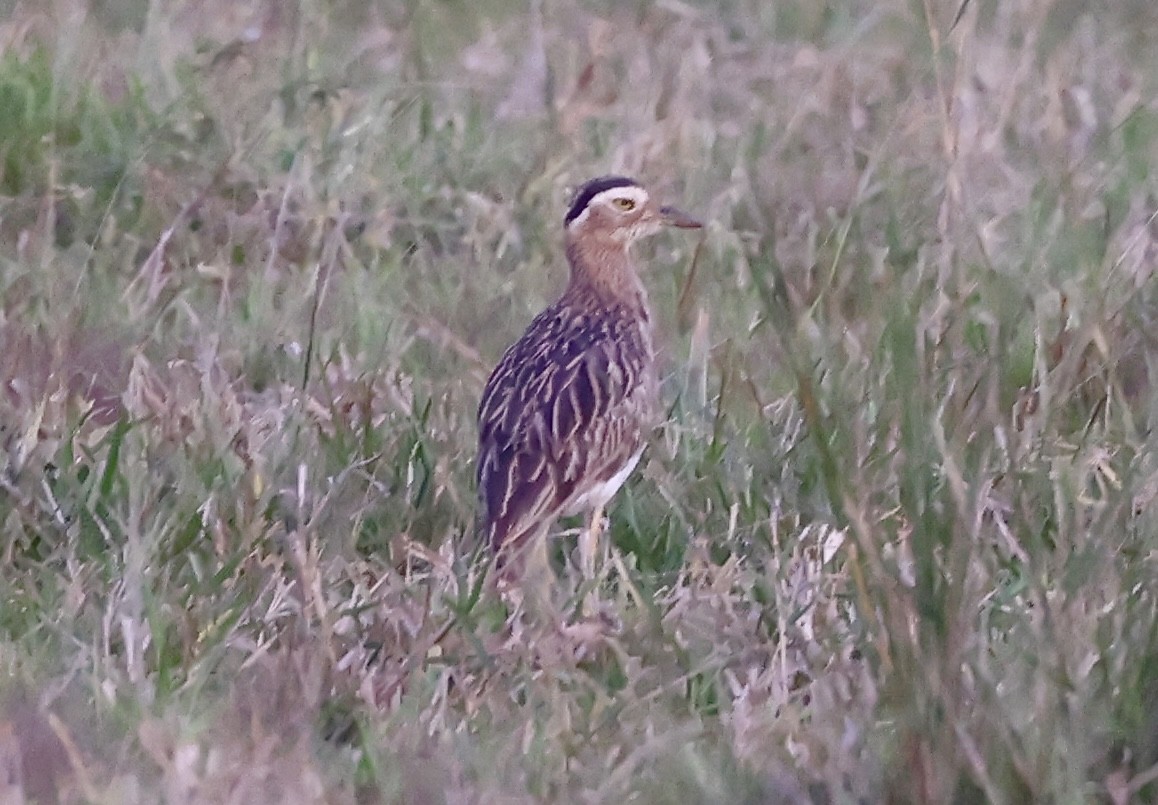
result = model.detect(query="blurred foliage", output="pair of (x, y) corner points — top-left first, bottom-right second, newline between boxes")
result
(0, 0), (1156, 801)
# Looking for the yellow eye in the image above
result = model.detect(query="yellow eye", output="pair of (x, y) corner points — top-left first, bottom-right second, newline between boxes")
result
(613, 197), (636, 211)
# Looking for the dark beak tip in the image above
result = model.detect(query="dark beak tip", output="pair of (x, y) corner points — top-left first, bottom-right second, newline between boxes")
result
(659, 205), (704, 229)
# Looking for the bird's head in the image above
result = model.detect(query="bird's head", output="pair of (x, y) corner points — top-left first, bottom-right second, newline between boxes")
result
(563, 176), (702, 245)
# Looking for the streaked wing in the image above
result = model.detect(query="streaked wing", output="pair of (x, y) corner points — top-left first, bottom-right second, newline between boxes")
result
(476, 305), (653, 552)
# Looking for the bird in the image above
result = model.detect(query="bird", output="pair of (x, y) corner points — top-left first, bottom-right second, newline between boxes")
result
(475, 175), (702, 586)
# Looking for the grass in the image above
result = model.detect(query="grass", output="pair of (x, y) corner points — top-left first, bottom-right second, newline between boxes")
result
(1, 0), (1157, 801)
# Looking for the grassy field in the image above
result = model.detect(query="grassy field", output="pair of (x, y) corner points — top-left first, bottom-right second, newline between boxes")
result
(1, 0), (1157, 801)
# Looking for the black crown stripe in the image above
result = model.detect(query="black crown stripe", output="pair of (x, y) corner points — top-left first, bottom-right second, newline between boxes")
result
(564, 176), (640, 225)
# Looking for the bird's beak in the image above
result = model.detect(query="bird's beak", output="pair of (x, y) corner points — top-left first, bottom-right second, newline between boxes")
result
(659, 205), (703, 229)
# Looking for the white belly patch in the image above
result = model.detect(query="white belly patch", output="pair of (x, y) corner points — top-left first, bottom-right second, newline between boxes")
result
(564, 448), (645, 515)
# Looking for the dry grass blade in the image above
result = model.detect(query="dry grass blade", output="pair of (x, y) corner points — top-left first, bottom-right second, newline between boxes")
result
(0, 0), (1156, 801)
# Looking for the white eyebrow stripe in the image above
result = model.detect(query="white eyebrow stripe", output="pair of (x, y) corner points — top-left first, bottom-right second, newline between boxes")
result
(589, 185), (649, 208)
(568, 207), (590, 227)
(567, 185), (650, 228)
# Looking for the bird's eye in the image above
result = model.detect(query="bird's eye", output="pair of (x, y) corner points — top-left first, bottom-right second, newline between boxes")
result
(613, 197), (636, 211)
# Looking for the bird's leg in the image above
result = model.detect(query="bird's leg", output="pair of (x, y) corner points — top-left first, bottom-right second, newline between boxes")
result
(516, 530), (557, 615)
(579, 504), (605, 581)
(524, 532), (554, 610)
(490, 525), (557, 627)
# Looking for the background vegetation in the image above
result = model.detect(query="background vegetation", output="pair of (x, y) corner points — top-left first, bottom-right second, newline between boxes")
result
(1, 0), (1157, 801)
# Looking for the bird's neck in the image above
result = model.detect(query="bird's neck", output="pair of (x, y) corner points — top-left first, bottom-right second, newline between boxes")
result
(563, 237), (650, 316)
